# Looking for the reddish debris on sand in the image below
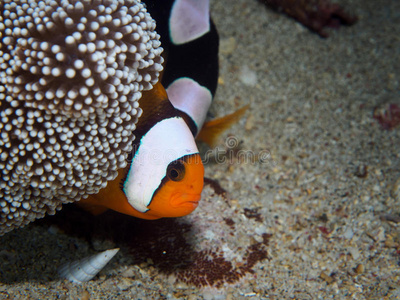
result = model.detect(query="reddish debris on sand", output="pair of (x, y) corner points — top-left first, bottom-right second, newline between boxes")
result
(260, 0), (357, 37)
(317, 226), (331, 235)
(177, 234), (272, 287)
(373, 103), (400, 130)
(204, 177), (227, 197)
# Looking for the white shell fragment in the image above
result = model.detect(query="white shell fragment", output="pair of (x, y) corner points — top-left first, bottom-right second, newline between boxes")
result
(58, 248), (120, 283)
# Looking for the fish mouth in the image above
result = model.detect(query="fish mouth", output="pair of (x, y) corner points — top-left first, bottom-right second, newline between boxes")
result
(171, 193), (201, 208)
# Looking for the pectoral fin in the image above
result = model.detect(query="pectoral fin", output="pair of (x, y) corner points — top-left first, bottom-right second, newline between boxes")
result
(197, 105), (249, 147)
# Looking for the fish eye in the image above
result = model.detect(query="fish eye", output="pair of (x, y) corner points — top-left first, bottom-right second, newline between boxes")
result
(167, 160), (185, 182)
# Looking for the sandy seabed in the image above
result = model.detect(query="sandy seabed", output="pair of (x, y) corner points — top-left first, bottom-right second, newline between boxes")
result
(1, 0), (400, 299)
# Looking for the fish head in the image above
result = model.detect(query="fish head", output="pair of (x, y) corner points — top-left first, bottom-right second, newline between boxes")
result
(145, 153), (204, 218)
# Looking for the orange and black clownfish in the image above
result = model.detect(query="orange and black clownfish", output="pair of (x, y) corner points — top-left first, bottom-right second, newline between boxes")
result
(80, 0), (220, 219)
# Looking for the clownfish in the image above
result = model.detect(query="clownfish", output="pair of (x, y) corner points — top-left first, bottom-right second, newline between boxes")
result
(79, 0), (245, 219)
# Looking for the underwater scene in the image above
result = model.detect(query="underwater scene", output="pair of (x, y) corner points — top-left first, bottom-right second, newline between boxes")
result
(0, 0), (399, 298)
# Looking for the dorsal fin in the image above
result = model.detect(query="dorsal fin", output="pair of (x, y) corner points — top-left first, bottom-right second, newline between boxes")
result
(134, 81), (179, 140)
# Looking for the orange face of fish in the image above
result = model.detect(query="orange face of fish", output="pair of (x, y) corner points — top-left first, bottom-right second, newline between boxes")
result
(81, 153), (204, 220)
(146, 153), (204, 218)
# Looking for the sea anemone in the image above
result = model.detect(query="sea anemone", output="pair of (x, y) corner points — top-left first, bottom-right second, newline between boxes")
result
(0, 0), (163, 235)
